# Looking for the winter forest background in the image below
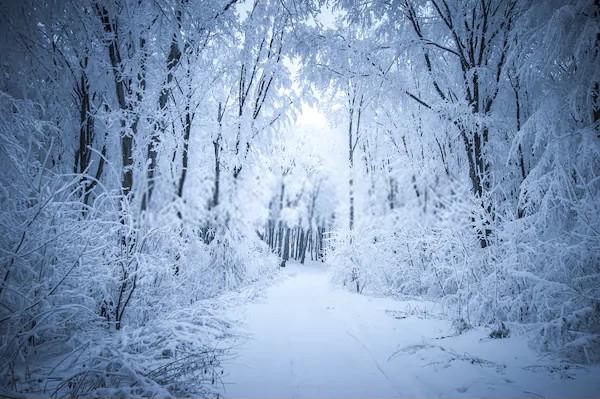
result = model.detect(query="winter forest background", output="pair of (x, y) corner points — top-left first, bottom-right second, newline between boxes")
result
(0, 0), (599, 397)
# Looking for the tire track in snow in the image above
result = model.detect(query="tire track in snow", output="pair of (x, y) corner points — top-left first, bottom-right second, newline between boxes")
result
(345, 330), (403, 396)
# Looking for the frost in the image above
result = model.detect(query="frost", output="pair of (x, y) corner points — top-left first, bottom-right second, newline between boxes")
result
(1, 0), (599, 397)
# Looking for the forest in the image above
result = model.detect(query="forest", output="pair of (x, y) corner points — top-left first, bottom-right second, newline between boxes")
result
(0, 0), (599, 397)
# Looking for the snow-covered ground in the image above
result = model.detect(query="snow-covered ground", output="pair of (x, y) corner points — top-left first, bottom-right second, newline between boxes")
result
(221, 262), (600, 398)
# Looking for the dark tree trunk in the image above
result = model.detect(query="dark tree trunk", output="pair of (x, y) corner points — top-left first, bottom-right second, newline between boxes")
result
(300, 228), (309, 264)
(74, 59), (106, 209)
(212, 102), (225, 209)
(281, 226), (290, 267)
(176, 108), (192, 213)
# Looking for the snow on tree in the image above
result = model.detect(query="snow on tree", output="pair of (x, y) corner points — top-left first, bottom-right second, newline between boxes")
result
(0, 0), (598, 397)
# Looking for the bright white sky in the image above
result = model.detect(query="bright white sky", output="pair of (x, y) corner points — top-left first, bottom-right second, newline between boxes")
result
(297, 103), (329, 130)
(293, 102), (346, 175)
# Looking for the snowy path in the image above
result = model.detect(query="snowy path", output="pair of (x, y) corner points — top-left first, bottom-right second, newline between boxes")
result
(220, 262), (600, 398)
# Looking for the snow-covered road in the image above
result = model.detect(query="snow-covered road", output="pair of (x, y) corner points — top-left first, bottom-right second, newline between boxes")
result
(220, 262), (600, 398)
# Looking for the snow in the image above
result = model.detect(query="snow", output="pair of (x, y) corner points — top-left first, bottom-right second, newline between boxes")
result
(221, 262), (600, 398)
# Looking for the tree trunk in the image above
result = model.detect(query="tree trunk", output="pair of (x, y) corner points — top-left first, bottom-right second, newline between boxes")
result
(74, 59), (106, 209)
(176, 107), (192, 218)
(300, 228), (309, 264)
(281, 226), (290, 267)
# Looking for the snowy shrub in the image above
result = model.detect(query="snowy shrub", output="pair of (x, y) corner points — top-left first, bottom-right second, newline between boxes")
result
(489, 322), (511, 339)
(0, 91), (262, 396)
(535, 306), (600, 364)
(185, 224), (279, 299)
(452, 318), (472, 335)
